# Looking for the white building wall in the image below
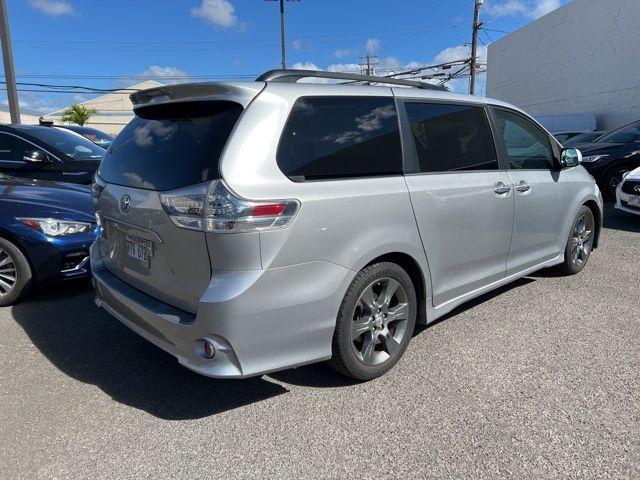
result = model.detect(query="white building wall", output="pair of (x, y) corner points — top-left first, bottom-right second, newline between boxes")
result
(486, 0), (640, 130)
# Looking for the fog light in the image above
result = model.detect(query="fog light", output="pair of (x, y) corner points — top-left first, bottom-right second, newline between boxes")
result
(202, 339), (216, 359)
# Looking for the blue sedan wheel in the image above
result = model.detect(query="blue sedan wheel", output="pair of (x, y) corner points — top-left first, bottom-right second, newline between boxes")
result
(0, 238), (32, 306)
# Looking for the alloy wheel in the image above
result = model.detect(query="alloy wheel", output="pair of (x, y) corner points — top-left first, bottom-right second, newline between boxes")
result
(0, 246), (17, 297)
(351, 277), (409, 366)
(569, 213), (594, 269)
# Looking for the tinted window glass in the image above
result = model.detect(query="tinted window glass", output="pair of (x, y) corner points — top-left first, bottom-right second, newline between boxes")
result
(405, 103), (498, 173)
(0, 133), (31, 161)
(98, 102), (242, 191)
(20, 127), (104, 160)
(596, 121), (640, 144)
(277, 97), (402, 181)
(493, 109), (554, 170)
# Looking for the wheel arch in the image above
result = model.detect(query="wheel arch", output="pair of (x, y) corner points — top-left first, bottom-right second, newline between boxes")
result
(361, 251), (430, 325)
(582, 199), (602, 248)
(0, 228), (37, 282)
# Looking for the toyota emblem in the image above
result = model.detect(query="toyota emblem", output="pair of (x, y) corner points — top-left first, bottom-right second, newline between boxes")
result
(120, 194), (131, 213)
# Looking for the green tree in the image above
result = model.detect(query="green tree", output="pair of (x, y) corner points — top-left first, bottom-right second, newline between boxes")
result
(60, 104), (97, 126)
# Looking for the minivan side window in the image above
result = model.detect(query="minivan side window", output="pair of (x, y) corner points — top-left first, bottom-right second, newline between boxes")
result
(404, 102), (499, 173)
(277, 96), (402, 181)
(492, 108), (554, 170)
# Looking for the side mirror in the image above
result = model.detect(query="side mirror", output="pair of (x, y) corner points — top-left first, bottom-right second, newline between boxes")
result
(23, 149), (51, 164)
(560, 148), (582, 168)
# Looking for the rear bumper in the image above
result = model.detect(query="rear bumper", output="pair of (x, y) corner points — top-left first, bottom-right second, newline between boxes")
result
(91, 243), (353, 378)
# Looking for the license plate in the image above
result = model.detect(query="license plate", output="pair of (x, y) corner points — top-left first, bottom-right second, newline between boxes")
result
(628, 195), (640, 207)
(126, 235), (152, 266)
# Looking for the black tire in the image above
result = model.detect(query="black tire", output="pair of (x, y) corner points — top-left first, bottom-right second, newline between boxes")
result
(0, 237), (32, 307)
(329, 262), (417, 381)
(602, 164), (634, 201)
(558, 206), (595, 275)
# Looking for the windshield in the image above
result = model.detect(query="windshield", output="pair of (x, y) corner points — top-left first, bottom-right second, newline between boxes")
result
(26, 128), (105, 160)
(564, 132), (605, 146)
(59, 126), (113, 149)
(596, 121), (640, 144)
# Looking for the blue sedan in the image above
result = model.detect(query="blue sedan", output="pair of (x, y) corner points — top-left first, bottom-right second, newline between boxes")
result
(0, 173), (97, 305)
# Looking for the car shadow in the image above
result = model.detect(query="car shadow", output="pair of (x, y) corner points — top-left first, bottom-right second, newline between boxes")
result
(10, 281), (287, 420)
(272, 277), (536, 388)
(602, 203), (640, 233)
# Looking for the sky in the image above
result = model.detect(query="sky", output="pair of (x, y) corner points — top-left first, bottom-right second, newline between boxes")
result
(0, 0), (570, 115)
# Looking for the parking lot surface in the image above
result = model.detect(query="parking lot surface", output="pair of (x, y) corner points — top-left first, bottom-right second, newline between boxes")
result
(1, 206), (638, 479)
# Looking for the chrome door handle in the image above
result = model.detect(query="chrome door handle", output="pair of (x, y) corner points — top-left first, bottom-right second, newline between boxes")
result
(494, 182), (511, 195)
(515, 181), (531, 193)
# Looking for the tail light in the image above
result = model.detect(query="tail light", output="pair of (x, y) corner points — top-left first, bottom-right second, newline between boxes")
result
(160, 181), (299, 233)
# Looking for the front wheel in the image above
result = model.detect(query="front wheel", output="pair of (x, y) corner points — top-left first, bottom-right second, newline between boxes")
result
(329, 262), (417, 381)
(0, 238), (32, 306)
(558, 206), (595, 275)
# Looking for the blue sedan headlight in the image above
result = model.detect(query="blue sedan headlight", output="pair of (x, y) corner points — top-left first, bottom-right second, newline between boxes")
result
(17, 218), (93, 236)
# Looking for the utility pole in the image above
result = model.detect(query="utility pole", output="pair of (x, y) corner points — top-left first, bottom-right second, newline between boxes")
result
(265, 0), (300, 70)
(0, 0), (20, 123)
(469, 0), (483, 95)
(359, 54), (378, 76)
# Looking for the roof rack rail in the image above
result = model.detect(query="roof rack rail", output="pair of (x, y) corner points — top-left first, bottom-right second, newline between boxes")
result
(256, 69), (447, 91)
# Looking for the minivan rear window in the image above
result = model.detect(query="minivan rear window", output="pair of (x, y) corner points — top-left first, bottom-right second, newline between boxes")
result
(98, 101), (242, 191)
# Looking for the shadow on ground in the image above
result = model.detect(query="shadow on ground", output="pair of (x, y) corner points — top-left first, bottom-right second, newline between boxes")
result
(602, 203), (640, 233)
(272, 276), (536, 388)
(11, 281), (287, 420)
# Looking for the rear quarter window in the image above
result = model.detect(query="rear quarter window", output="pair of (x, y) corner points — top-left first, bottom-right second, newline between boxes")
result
(277, 96), (402, 181)
(98, 101), (242, 191)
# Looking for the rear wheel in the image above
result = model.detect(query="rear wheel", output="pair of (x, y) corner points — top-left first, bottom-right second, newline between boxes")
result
(558, 206), (595, 275)
(329, 262), (417, 381)
(0, 238), (32, 307)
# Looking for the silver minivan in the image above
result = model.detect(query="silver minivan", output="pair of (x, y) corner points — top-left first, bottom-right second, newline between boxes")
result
(91, 70), (603, 380)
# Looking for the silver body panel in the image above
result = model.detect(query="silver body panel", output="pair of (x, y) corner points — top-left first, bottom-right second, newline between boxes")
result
(92, 80), (604, 378)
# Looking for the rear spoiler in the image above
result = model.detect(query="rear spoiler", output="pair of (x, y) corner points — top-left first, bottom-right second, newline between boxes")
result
(130, 82), (265, 113)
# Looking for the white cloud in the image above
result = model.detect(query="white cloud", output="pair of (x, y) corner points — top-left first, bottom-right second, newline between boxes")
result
(485, 0), (562, 19)
(290, 43), (489, 94)
(291, 38), (313, 52)
(365, 38), (381, 55)
(434, 45), (487, 65)
(333, 48), (353, 59)
(120, 66), (189, 86)
(28, 0), (75, 17)
(191, 0), (239, 28)
(531, 0), (562, 18)
(141, 66), (188, 79)
(291, 62), (320, 71)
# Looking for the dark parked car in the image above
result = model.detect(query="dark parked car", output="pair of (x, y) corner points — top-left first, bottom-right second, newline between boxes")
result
(0, 124), (105, 184)
(553, 131), (586, 144)
(575, 120), (640, 200)
(0, 173), (97, 305)
(563, 131), (607, 147)
(54, 125), (114, 149)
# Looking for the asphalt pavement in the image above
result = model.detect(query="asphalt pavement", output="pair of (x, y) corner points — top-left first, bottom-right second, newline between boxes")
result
(1, 205), (638, 479)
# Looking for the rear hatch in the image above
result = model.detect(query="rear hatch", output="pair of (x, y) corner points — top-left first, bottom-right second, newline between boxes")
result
(94, 84), (262, 312)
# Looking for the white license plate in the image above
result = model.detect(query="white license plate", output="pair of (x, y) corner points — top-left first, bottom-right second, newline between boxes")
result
(628, 195), (640, 207)
(126, 235), (152, 265)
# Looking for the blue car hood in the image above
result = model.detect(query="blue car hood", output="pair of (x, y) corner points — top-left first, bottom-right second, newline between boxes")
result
(0, 176), (94, 222)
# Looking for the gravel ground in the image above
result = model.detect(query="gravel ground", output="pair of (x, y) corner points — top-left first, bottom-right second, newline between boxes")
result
(1, 205), (639, 479)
